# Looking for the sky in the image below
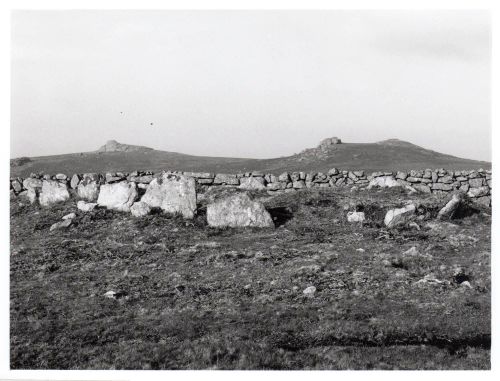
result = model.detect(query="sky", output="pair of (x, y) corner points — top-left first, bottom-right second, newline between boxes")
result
(10, 10), (491, 161)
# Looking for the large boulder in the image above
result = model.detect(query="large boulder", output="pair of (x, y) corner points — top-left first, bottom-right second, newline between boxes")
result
(384, 204), (416, 228)
(368, 176), (401, 189)
(207, 193), (274, 228)
(141, 174), (197, 219)
(239, 176), (266, 190)
(39, 180), (70, 207)
(97, 181), (138, 212)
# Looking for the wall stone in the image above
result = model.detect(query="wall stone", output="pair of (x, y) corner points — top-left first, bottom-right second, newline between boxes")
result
(9, 168), (492, 207)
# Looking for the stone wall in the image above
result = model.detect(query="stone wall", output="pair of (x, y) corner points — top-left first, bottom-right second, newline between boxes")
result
(10, 167), (492, 207)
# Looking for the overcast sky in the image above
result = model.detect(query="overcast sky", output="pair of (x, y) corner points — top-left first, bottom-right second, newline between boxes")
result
(11, 10), (491, 161)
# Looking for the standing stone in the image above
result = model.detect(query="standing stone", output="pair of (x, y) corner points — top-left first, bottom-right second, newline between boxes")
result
(141, 174), (197, 218)
(207, 193), (274, 228)
(97, 181), (138, 212)
(140, 178), (163, 207)
(239, 176), (266, 190)
(70, 174), (81, 189)
(39, 180), (70, 207)
(161, 175), (197, 219)
(77, 182), (100, 202)
(11, 180), (22, 193)
(437, 194), (462, 220)
(384, 204), (416, 228)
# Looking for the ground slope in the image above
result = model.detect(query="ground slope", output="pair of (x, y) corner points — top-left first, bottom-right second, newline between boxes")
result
(10, 188), (490, 369)
(10, 138), (490, 177)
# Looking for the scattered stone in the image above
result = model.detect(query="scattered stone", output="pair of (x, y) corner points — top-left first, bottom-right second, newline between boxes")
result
(104, 291), (117, 299)
(49, 219), (72, 232)
(384, 204), (416, 228)
(408, 222), (420, 230)
(295, 265), (322, 276)
(303, 286), (317, 295)
(207, 193), (274, 228)
(62, 213), (76, 220)
(130, 201), (151, 217)
(347, 211), (365, 223)
(77, 200), (97, 212)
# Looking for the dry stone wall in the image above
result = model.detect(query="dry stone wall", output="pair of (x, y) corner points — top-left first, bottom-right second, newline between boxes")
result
(10, 167), (492, 207)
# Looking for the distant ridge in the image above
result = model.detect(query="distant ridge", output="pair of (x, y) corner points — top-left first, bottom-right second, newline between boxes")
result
(10, 136), (490, 177)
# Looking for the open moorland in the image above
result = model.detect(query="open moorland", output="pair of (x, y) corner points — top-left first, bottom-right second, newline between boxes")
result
(10, 186), (491, 370)
(10, 138), (491, 178)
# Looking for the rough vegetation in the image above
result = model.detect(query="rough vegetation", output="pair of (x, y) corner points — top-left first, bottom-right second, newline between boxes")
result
(10, 187), (491, 370)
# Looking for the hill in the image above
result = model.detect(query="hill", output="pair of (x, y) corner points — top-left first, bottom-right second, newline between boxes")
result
(10, 137), (490, 177)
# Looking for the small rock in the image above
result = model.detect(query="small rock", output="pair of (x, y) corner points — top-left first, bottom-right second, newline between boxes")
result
(347, 211), (365, 223)
(356, 248), (365, 252)
(49, 219), (72, 232)
(104, 291), (117, 299)
(130, 201), (151, 217)
(62, 213), (76, 220)
(77, 200), (98, 212)
(408, 222), (420, 230)
(303, 286), (316, 295)
(460, 281), (472, 289)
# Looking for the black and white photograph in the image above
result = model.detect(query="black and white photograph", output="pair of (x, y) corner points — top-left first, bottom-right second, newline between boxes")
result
(2, 1), (497, 376)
